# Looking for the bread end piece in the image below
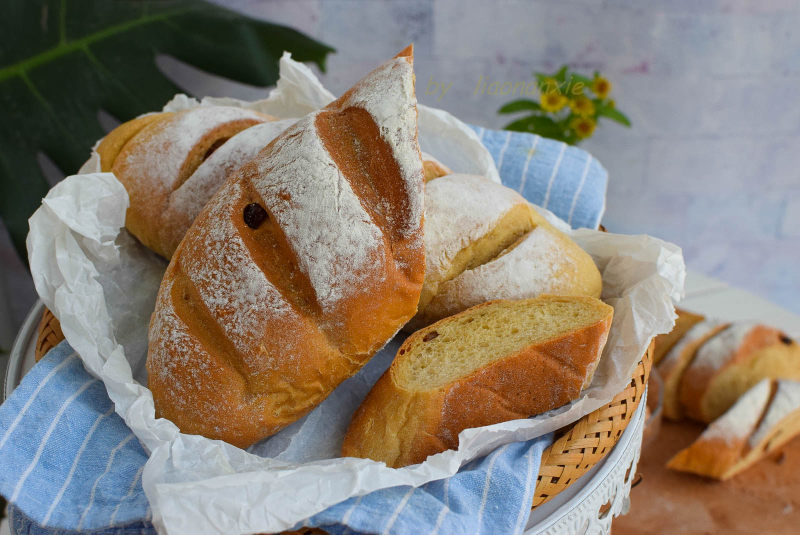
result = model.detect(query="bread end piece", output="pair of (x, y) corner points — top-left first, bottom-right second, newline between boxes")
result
(342, 295), (613, 467)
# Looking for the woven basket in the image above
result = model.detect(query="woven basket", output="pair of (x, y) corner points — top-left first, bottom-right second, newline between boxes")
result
(34, 307), (652, 510)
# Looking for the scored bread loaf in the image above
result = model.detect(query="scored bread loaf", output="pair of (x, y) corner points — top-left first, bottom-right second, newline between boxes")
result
(342, 295), (613, 468)
(147, 47), (426, 448)
(99, 106), (276, 258)
(668, 378), (800, 480)
(658, 319), (730, 420)
(679, 323), (800, 423)
(654, 308), (705, 365)
(408, 174), (602, 329)
(99, 109), (448, 260)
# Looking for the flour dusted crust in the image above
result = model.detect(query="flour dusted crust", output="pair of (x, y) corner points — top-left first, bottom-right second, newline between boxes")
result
(658, 319), (729, 421)
(410, 174), (601, 329)
(110, 106), (274, 258)
(668, 379), (800, 480)
(147, 47), (425, 448)
(679, 322), (794, 423)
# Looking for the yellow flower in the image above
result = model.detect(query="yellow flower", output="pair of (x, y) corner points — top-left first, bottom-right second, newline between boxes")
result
(540, 91), (568, 112)
(591, 76), (612, 99)
(570, 116), (597, 139)
(568, 96), (596, 117)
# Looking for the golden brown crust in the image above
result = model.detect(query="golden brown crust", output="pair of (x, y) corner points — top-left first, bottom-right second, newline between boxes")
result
(147, 48), (425, 448)
(342, 298), (613, 467)
(653, 308), (704, 365)
(111, 107), (273, 258)
(680, 325), (785, 423)
(95, 113), (172, 172)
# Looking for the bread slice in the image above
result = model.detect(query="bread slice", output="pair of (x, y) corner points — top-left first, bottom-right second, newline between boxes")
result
(341, 295), (613, 467)
(668, 379), (800, 480)
(680, 323), (800, 423)
(658, 319), (729, 420)
(654, 308), (705, 365)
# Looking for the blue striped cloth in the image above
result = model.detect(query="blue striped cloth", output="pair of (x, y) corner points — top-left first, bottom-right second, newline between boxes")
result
(473, 126), (607, 229)
(0, 127), (605, 534)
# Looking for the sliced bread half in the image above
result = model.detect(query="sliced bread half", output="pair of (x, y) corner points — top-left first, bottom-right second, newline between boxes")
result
(341, 295), (613, 467)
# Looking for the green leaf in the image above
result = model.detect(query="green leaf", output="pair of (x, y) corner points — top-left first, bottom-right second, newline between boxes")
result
(503, 114), (564, 139)
(554, 65), (568, 83)
(498, 99), (542, 114)
(596, 103), (632, 126)
(0, 0), (334, 263)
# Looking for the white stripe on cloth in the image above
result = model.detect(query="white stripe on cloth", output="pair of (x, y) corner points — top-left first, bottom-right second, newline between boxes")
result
(0, 352), (78, 451)
(516, 136), (541, 194)
(42, 406), (116, 526)
(77, 434), (136, 530)
(512, 443), (539, 533)
(478, 127), (486, 141)
(382, 487), (415, 535)
(340, 494), (364, 528)
(430, 503), (450, 535)
(109, 463), (146, 526)
(567, 155), (593, 226)
(495, 130), (513, 173)
(10, 376), (99, 502)
(476, 444), (511, 533)
(542, 144), (567, 209)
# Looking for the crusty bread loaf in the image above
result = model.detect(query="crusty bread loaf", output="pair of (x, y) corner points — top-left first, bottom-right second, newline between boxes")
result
(654, 308), (705, 365)
(342, 295), (613, 468)
(679, 323), (800, 423)
(102, 106), (276, 258)
(408, 174), (602, 329)
(658, 319), (729, 420)
(147, 47), (425, 448)
(99, 111), (448, 261)
(668, 378), (800, 480)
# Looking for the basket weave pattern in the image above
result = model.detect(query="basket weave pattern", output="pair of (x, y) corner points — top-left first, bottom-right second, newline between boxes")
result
(35, 307), (652, 511)
(532, 341), (653, 508)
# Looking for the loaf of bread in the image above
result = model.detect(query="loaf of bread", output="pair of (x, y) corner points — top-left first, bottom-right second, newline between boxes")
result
(654, 308), (705, 365)
(146, 47), (426, 448)
(97, 110), (450, 260)
(97, 106), (278, 258)
(342, 295), (613, 467)
(658, 319), (729, 420)
(679, 322), (800, 423)
(408, 174), (602, 329)
(668, 378), (800, 480)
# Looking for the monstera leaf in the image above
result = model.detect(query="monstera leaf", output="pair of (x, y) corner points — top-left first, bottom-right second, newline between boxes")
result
(0, 0), (334, 262)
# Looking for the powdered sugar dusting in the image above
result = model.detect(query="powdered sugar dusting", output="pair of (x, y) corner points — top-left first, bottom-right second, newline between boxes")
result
(691, 322), (759, 373)
(342, 56), (424, 238)
(123, 106), (266, 192)
(250, 117), (385, 313)
(427, 225), (566, 316)
(424, 174), (528, 282)
(749, 379), (800, 448)
(703, 378), (771, 444)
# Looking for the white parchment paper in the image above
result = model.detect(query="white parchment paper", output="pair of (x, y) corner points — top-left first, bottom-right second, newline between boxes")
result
(27, 54), (684, 534)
